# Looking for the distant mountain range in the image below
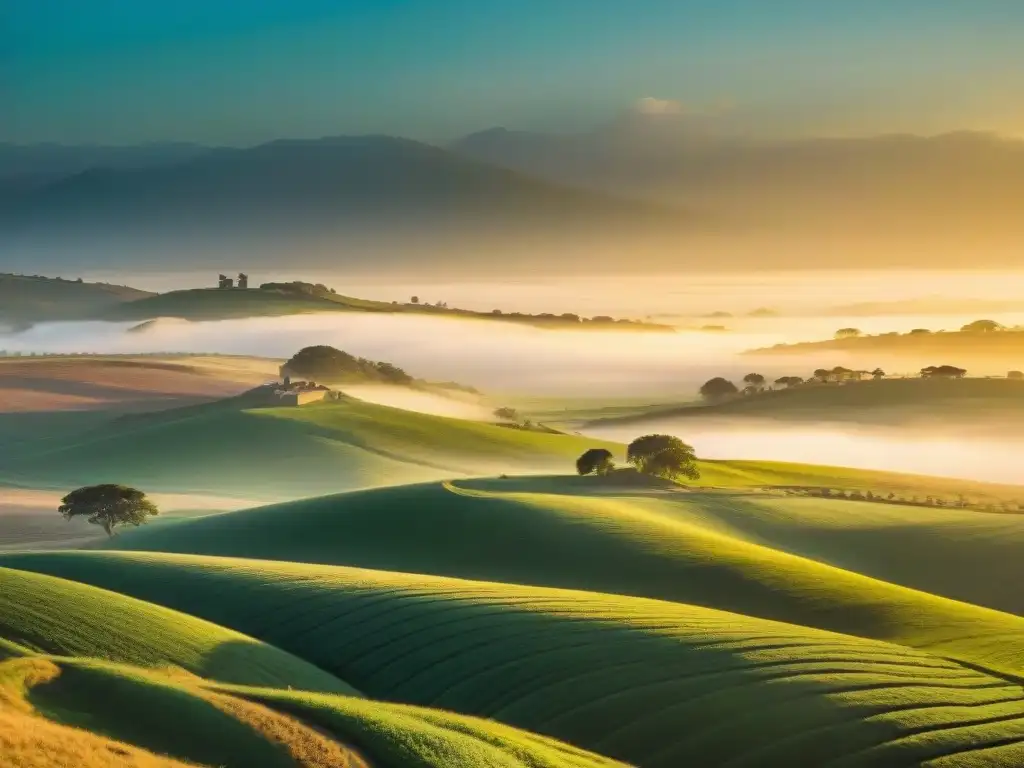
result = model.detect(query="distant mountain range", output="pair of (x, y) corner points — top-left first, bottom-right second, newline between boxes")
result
(0, 136), (699, 275)
(2, 120), (1023, 274)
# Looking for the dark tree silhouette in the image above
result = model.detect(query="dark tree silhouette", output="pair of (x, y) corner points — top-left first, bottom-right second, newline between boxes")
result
(834, 328), (862, 339)
(493, 407), (520, 422)
(775, 376), (803, 387)
(871, 368), (886, 379)
(742, 373), (766, 389)
(626, 435), (700, 481)
(921, 365), (967, 379)
(1008, 371), (1024, 380)
(282, 346), (413, 385)
(961, 319), (1003, 332)
(576, 448), (615, 476)
(812, 368), (830, 382)
(699, 377), (738, 401)
(59, 484), (158, 537)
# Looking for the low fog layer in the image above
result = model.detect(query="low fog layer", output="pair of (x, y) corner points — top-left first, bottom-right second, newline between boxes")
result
(588, 418), (1024, 486)
(0, 313), (775, 397)
(6, 305), (1024, 396)
(337, 384), (494, 421)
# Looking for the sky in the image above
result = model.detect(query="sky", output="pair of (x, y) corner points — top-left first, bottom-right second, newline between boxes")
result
(3, 0), (1024, 145)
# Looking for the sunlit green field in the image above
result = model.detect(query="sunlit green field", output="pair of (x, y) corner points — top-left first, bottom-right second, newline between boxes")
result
(5, 367), (1024, 765)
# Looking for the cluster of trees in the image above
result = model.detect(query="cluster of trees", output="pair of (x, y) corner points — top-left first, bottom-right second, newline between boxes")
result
(576, 434), (700, 482)
(698, 363), (974, 402)
(282, 345), (414, 386)
(833, 320), (1010, 340)
(261, 281), (338, 298)
(920, 365), (967, 378)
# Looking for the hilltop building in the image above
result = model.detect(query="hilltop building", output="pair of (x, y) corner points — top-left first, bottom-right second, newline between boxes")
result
(237, 273), (249, 289)
(265, 365), (333, 405)
(217, 274), (234, 289)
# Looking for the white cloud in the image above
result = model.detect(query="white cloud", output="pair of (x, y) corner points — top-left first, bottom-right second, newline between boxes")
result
(632, 97), (685, 115)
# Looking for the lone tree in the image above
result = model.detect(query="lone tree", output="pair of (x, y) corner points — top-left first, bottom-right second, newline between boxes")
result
(493, 406), (520, 422)
(58, 484), (158, 537)
(1008, 370), (1024, 380)
(961, 319), (1003, 333)
(742, 373), (766, 390)
(834, 328), (862, 339)
(871, 368), (886, 380)
(699, 377), (738, 401)
(576, 448), (615, 476)
(626, 434), (700, 481)
(282, 346), (413, 385)
(921, 365), (967, 379)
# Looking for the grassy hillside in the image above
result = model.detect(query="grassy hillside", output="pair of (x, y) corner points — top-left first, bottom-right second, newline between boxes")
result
(0, 566), (350, 692)
(0, 273), (152, 325)
(101, 287), (389, 321)
(99, 285), (672, 330)
(97, 476), (1024, 645)
(6, 387), (1020, 502)
(5, 551), (1024, 766)
(0, 397), (621, 497)
(587, 377), (1024, 429)
(747, 328), (1024, 362)
(0, 653), (625, 768)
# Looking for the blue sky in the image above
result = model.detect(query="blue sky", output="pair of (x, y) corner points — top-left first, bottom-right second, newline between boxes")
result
(4, 0), (1024, 144)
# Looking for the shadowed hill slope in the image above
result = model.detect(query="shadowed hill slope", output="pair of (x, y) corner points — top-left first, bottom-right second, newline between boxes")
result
(0, 273), (152, 325)
(1, 652), (624, 768)
(4, 550), (1024, 767)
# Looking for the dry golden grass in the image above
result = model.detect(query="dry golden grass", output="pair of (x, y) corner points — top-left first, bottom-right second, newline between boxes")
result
(208, 692), (370, 768)
(0, 708), (197, 768)
(0, 659), (195, 768)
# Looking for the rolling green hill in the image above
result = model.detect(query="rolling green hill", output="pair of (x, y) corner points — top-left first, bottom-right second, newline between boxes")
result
(587, 377), (1024, 430)
(4, 550), (1024, 766)
(95, 476), (1024, 620)
(0, 273), (152, 326)
(1, 652), (625, 767)
(0, 397), (620, 497)
(101, 286), (393, 322)
(99, 285), (672, 330)
(0, 565), (350, 692)
(5, 390), (1019, 503)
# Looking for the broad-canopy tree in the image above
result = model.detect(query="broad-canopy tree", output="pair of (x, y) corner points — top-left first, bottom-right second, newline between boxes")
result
(834, 328), (862, 339)
(871, 368), (886, 379)
(699, 377), (738, 401)
(961, 319), (1003, 333)
(58, 484), (158, 537)
(775, 376), (803, 388)
(742, 373), (766, 389)
(282, 345), (413, 385)
(921, 365), (967, 379)
(626, 434), (700, 481)
(1009, 371), (1024, 380)
(576, 448), (615, 476)
(493, 406), (520, 422)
